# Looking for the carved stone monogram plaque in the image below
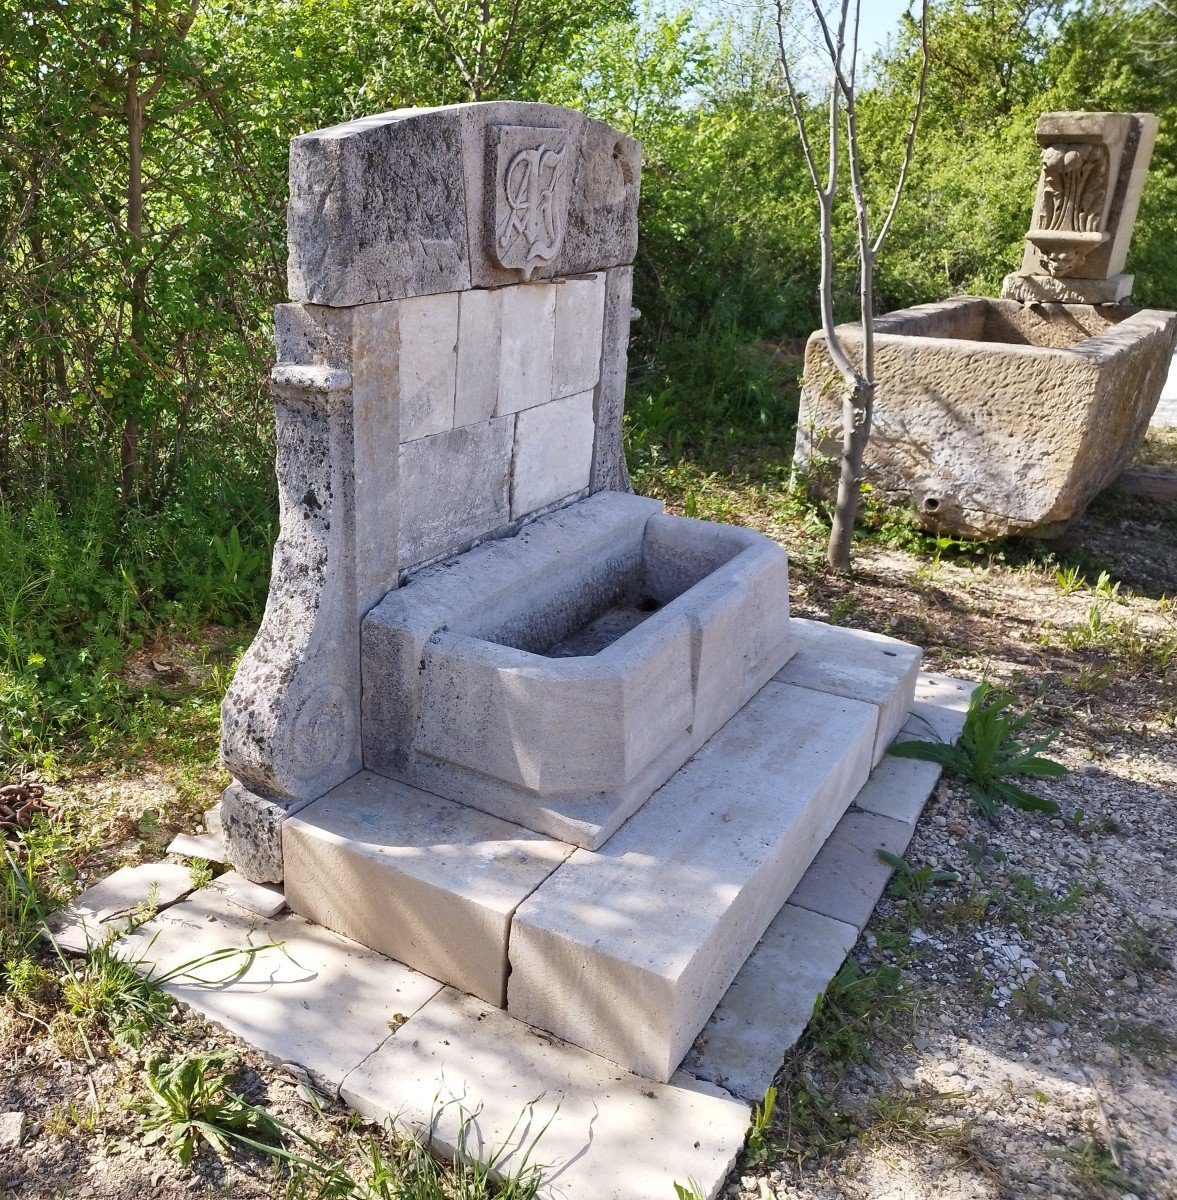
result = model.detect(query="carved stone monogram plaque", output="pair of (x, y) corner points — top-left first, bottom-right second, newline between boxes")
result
(488, 125), (573, 279)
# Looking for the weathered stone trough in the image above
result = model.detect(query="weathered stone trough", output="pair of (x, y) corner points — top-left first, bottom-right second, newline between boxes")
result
(796, 110), (1177, 539)
(796, 295), (1176, 538)
(362, 491), (795, 849)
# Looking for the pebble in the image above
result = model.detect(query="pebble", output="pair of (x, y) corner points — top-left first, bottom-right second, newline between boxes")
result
(0, 1112), (25, 1150)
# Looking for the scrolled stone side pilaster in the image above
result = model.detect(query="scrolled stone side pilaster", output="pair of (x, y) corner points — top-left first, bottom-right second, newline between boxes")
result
(220, 362), (362, 881)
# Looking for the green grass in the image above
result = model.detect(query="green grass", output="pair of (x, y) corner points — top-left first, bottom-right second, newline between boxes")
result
(0, 475), (272, 775)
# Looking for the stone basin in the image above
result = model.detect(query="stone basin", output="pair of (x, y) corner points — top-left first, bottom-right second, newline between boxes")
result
(795, 295), (1177, 538)
(361, 491), (795, 848)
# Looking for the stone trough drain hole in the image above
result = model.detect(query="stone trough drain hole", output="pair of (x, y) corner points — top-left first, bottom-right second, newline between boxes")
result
(922, 496), (941, 512)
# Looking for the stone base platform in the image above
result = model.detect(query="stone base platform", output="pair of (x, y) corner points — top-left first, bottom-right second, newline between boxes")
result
(282, 619), (921, 1081)
(101, 669), (971, 1200)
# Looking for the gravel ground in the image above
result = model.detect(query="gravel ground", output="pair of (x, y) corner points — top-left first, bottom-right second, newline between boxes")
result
(724, 490), (1177, 1200)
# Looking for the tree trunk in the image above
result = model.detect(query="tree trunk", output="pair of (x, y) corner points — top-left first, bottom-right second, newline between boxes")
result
(826, 376), (874, 570)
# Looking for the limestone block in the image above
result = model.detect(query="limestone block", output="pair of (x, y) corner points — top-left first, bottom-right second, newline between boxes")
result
(340, 988), (750, 1200)
(362, 493), (792, 850)
(795, 296), (1177, 538)
(902, 701), (967, 745)
(1019, 112), (1158, 281)
(283, 771), (572, 1005)
(220, 780), (314, 885)
(915, 672), (978, 710)
(454, 288), (502, 427)
(773, 618), (920, 763)
(510, 390), (595, 516)
(552, 273), (606, 399)
(220, 361), (363, 810)
(288, 104), (639, 305)
(686, 903), (858, 1101)
(348, 303), (402, 614)
(396, 415), (514, 571)
(642, 513), (794, 738)
(115, 887), (442, 1093)
(496, 283), (556, 415)
(788, 809), (915, 932)
(414, 608), (694, 796)
(363, 490), (661, 782)
(456, 103), (641, 289)
(288, 107), (471, 306)
(397, 293), (458, 442)
(561, 114), (642, 278)
(507, 683), (876, 1082)
(591, 266), (634, 492)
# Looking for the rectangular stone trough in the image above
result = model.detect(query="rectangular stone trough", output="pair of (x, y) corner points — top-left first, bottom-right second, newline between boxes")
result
(362, 491), (795, 848)
(795, 295), (1177, 538)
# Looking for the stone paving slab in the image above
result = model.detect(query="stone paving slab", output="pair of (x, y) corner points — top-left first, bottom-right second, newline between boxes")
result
(787, 809), (916, 932)
(852, 751), (943, 826)
(507, 683), (876, 1082)
(774, 619), (921, 763)
(45, 862), (195, 954)
(340, 986), (751, 1200)
(208, 870), (287, 918)
(96, 670), (972, 1200)
(284, 771), (573, 1006)
(684, 902), (859, 1102)
(116, 887), (442, 1092)
(167, 832), (227, 863)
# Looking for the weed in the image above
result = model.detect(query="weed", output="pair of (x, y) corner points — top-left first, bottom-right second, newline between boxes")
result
(877, 850), (959, 900)
(865, 1086), (977, 1155)
(4, 955), (57, 1008)
(1055, 564), (1088, 595)
(187, 857), (214, 891)
(805, 959), (919, 1069)
(1001, 875), (1084, 932)
(1107, 1019), (1177, 1068)
(1063, 662), (1114, 694)
(889, 681), (1066, 819)
(43, 1096), (103, 1137)
(911, 535), (957, 587)
(138, 1050), (284, 1166)
(59, 946), (175, 1049)
(1120, 921), (1172, 976)
(1067, 1138), (1139, 1198)
(672, 1184), (706, 1200)
(1010, 973), (1059, 1018)
(745, 1085), (777, 1161)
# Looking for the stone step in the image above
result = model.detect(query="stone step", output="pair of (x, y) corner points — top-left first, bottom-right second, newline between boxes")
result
(506, 681), (876, 1082)
(284, 773), (573, 1006)
(283, 624), (920, 1085)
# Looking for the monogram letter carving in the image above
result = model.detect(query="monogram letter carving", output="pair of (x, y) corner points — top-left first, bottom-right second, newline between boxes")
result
(489, 126), (573, 279)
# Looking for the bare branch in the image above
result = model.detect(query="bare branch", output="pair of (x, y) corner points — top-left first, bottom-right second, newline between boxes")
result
(774, 0), (823, 194)
(805, 0), (854, 99)
(873, 0), (930, 254)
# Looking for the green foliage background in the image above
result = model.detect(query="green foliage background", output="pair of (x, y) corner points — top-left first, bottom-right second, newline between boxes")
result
(1, 0), (1175, 767)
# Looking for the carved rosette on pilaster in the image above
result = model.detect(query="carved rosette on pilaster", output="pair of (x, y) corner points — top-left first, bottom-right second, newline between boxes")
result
(220, 361), (362, 881)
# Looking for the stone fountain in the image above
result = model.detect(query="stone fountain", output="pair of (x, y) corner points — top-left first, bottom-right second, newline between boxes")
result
(218, 101), (926, 1086)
